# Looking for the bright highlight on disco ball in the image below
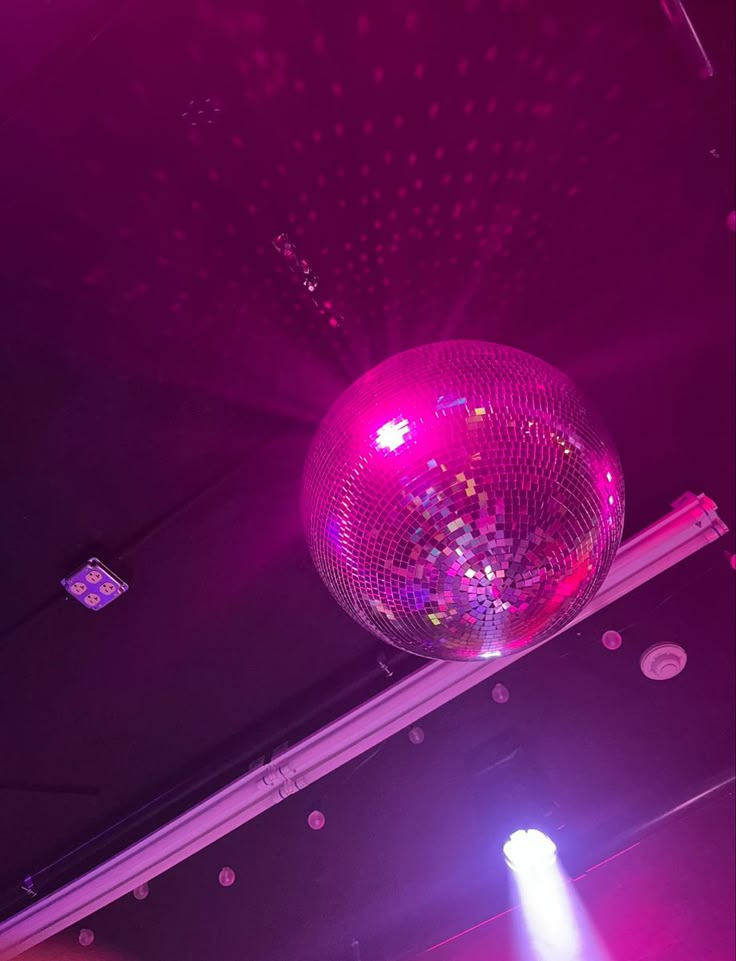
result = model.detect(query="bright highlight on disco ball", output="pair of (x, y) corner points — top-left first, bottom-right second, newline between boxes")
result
(302, 340), (624, 661)
(503, 829), (557, 872)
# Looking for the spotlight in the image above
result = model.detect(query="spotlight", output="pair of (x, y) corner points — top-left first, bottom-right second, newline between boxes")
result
(503, 829), (557, 872)
(505, 830), (611, 959)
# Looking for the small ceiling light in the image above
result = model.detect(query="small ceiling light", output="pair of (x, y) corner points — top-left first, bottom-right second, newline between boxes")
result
(133, 882), (150, 901)
(640, 643), (687, 680)
(307, 809), (326, 831)
(491, 682), (510, 704)
(503, 829), (557, 872)
(78, 929), (95, 947)
(407, 725), (425, 744)
(218, 867), (236, 887)
(601, 630), (622, 650)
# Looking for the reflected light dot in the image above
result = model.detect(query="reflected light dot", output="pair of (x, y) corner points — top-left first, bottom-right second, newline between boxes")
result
(133, 882), (150, 901)
(408, 725), (425, 744)
(218, 867), (236, 887)
(308, 809), (326, 830)
(78, 929), (95, 947)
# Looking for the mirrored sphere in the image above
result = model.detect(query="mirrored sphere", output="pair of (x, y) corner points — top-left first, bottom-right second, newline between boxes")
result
(302, 340), (624, 661)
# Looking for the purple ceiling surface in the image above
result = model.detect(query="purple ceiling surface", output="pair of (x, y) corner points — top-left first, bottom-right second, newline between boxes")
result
(0, 0), (733, 953)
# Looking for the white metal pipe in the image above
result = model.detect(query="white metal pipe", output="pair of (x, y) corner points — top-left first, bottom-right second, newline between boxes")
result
(0, 492), (727, 960)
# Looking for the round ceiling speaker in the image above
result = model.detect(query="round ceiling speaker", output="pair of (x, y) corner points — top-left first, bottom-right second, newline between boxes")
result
(301, 340), (624, 661)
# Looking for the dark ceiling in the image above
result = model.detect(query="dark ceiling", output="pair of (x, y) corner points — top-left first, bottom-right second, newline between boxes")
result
(0, 0), (734, 955)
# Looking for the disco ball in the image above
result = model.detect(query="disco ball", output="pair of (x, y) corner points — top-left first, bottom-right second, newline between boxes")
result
(301, 340), (624, 661)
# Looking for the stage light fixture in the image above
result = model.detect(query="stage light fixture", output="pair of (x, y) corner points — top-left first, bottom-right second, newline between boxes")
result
(503, 829), (557, 872)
